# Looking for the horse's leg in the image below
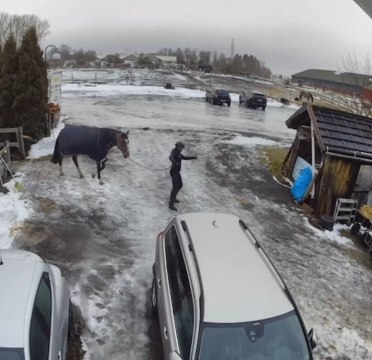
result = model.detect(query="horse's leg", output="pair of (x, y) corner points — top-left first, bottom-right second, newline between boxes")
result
(72, 156), (84, 178)
(58, 157), (64, 176)
(96, 161), (104, 185)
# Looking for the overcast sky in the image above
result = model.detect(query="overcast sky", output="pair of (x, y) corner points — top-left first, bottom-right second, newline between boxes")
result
(2, 0), (372, 75)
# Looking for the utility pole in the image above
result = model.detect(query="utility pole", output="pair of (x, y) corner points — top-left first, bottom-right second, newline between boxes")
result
(231, 38), (235, 58)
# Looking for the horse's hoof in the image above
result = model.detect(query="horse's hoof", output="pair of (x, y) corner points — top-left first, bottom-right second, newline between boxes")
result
(59, 173), (64, 176)
(79, 174), (85, 179)
(92, 174), (96, 178)
(99, 180), (104, 185)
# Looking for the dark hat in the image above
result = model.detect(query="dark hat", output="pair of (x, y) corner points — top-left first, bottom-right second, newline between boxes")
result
(175, 141), (185, 148)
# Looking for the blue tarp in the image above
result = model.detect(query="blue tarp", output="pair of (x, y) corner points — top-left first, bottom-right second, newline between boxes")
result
(291, 167), (313, 203)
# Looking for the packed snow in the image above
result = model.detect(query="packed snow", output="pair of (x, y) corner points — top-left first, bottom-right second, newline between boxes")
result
(0, 69), (371, 360)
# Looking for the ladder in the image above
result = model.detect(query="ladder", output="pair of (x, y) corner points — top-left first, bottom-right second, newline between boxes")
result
(333, 198), (359, 225)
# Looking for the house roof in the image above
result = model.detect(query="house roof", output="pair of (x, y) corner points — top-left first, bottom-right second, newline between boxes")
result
(155, 55), (177, 63)
(286, 104), (372, 162)
(123, 54), (138, 61)
(291, 69), (372, 88)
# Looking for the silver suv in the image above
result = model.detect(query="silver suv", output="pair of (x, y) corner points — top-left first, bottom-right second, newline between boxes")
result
(151, 213), (316, 360)
(0, 249), (71, 360)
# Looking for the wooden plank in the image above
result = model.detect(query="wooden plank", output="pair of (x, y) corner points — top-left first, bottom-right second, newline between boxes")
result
(0, 128), (19, 133)
(336, 198), (359, 204)
(286, 136), (301, 178)
(0, 144), (10, 156)
(336, 215), (357, 220)
(0, 127), (25, 157)
(0, 143), (11, 178)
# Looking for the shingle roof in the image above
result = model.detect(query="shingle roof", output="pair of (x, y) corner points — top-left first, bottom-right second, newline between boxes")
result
(286, 104), (372, 161)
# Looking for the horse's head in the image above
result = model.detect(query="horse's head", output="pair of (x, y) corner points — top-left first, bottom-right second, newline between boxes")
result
(117, 130), (129, 158)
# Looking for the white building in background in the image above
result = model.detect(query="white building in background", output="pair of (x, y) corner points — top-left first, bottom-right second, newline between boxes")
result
(47, 70), (62, 105)
(47, 70), (62, 129)
(155, 55), (177, 65)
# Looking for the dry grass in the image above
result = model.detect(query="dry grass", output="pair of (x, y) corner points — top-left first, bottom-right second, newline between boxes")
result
(265, 87), (291, 99)
(259, 146), (290, 182)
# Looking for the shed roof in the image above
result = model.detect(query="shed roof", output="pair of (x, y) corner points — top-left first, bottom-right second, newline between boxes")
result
(286, 104), (372, 162)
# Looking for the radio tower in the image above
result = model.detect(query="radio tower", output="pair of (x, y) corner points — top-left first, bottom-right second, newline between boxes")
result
(231, 38), (235, 58)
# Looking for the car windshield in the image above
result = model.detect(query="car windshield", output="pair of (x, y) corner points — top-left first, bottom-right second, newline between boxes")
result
(217, 90), (229, 96)
(0, 348), (25, 360)
(197, 311), (311, 360)
(253, 93), (265, 97)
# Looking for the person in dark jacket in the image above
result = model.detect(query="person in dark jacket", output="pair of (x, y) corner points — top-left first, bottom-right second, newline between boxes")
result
(169, 141), (197, 211)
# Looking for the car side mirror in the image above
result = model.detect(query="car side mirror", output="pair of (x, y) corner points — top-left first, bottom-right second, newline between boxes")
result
(169, 351), (182, 360)
(308, 328), (317, 349)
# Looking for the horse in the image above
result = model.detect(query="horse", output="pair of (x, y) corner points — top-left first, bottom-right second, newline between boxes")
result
(51, 125), (129, 183)
(280, 97), (290, 105)
(299, 90), (314, 102)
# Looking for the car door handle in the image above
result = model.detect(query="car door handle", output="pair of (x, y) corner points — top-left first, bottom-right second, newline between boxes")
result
(157, 278), (161, 289)
(58, 350), (61, 360)
(163, 326), (168, 340)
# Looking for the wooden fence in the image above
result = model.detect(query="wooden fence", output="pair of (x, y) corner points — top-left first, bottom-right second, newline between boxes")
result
(0, 142), (11, 179)
(0, 127), (25, 158)
(0, 127), (25, 181)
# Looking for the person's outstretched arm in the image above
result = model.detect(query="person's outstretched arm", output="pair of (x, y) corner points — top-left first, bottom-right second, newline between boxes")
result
(181, 154), (197, 160)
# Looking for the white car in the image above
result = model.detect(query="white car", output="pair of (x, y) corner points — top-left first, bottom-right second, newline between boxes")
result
(152, 212), (317, 360)
(0, 249), (71, 360)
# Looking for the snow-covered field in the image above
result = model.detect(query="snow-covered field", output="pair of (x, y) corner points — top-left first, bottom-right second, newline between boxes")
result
(1, 70), (371, 360)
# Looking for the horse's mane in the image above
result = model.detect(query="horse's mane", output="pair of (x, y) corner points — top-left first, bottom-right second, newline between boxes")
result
(98, 128), (120, 149)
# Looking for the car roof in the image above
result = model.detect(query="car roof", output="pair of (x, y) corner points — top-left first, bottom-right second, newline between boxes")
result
(176, 213), (293, 323)
(0, 250), (45, 348)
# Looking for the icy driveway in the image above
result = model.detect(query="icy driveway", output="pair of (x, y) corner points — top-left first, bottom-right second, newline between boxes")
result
(10, 84), (372, 360)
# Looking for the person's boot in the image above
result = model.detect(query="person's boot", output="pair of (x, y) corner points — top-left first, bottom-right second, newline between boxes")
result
(169, 203), (177, 211)
(174, 198), (180, 203)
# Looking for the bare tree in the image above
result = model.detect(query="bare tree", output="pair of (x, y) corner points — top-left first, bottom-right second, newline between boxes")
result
(0, 13), (50, 47)
(336, 53), (372, 117)
(198, 51), (211, 67)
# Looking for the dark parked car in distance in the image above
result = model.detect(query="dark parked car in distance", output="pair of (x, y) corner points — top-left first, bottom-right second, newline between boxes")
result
(206, 89), (231, 106)
(239, 91), (267, 110)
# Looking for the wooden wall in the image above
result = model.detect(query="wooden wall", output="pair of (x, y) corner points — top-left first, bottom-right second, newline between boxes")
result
(314, 155), (360, 216)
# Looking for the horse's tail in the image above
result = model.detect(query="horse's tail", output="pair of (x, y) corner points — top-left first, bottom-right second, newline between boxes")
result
(50, 138), (62, 164)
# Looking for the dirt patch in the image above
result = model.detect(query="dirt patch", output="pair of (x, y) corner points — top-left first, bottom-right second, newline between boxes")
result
(36, 197), (59, 214)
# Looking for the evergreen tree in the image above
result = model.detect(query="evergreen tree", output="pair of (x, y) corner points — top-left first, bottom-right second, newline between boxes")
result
(231, 54), (243, 74)
(0, 36), (18, 128)
(13, 27), (47, 139)
(176, 47), (185, 64)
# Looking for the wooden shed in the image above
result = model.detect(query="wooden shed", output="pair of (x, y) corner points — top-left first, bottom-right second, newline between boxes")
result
(283, 104), (372, 218)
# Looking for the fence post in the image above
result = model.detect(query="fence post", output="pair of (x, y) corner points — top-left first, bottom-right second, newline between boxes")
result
(17, 127), (25, 158)
(0, 141), (12, 178)
(5, 141), (10, 164)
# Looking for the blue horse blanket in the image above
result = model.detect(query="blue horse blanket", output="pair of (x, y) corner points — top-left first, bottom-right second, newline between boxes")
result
(58, 126), (116, 162)
(291, 167), (313, 203)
